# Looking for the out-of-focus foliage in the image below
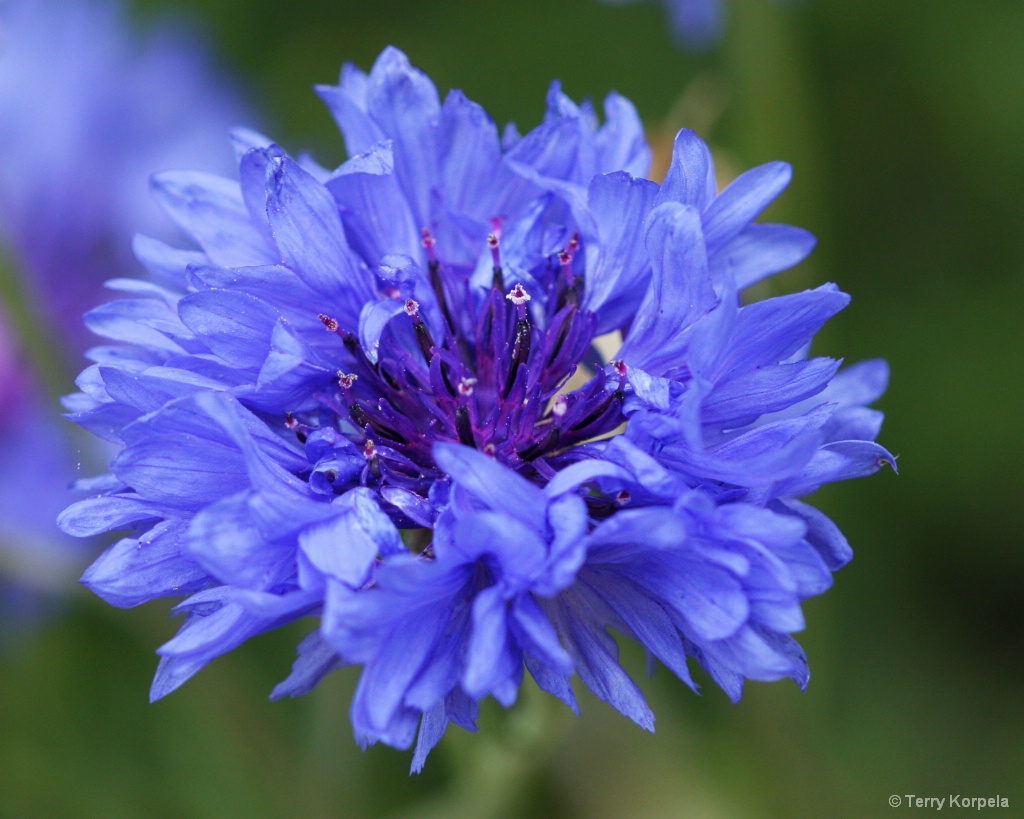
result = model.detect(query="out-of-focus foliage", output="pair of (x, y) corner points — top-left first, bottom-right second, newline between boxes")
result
(1, 0), (1021, 816)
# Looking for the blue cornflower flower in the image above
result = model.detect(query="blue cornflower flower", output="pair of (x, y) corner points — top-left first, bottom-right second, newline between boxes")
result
(0, 0), (248, 626)
(602, 0), (725, 50)
(60, 47), (892, 771)
(0, 0), (249, 350)
(0, 311), (87, 630)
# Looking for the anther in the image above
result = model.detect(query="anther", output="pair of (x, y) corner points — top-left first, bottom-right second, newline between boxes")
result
(611, 360), (629, 391)
(337, 371), (358, 390)
(506, 283), (531, 320)
(318, 313), (339, 332)
(458, 377), (477, 397)
(615, 490), (631, 507)
(552, 394), (568, 419)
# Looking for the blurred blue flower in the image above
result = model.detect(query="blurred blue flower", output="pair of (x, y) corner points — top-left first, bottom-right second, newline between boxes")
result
(602, 0), (724, 50)
(0, 311), (84, 633)
(60, 47), (892, 770)
(0, 0), (250, 629)
(0, 0), (248, 350)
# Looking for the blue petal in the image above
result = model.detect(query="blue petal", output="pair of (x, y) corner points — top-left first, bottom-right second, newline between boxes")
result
(265, 156), (376, 320)
(132, 234), (205, 289)
(151, 171), (271, 267)
(549, 584), (655, 731)
(777, 500), (853, 571)
(462, 586), (514, 700)
(656, 129), (717, 211)
(299, 489), (403, 587)
(410, 701), (449, 774)
(595, 93), (651, 178)
(84, 298), (189, 354)
(821, 358), (890, 407)
(618, 202), (717, 374)
(584, 569), (696, 689)
(666, 0), (724, 49)
(702, 358), (841, 426)
(177, 290), (278, 370)
(510, 594), (573, 674)
(711, 285), (850, 379)
(702, 161), (792, 252)
(364, 47), (442, 227)
(315, 63), (384, 157)
(187, 492), (293, 589)
(777, 440), (898, 498)
(271, 630), (346, 700)
(583, 171), (660, 334)
(712, 224), (817, 290)
(432, 443), (546, 531)
(326, 140), (420, 264)
(80, 521), (208, 607)
(58, 493), (163, 537)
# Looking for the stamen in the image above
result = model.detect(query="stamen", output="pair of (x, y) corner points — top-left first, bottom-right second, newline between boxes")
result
(318, 313), (339, 332)
(488, 233), (505, 291)
(284, 411), (311, 443)
(457, 377), (477, 397)
(337, 371), (358, 390)
(552, 394), (568, 418)
(611, 360), (629, 391)
(558, 249), (579, 309)
(615, 490), (631, 507)
(405, 298), (436, 362)
(421, 228), (437, 265)
(421, 227), (457, 332)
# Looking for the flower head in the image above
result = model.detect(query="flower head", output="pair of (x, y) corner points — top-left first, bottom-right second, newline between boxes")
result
(601, 0), (725, 50)
(61, 47), (892, 770)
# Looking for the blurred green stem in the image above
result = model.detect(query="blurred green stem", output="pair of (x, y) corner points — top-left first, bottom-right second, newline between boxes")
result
(388, 679), (570, 819)
(0, 247), (73, 399)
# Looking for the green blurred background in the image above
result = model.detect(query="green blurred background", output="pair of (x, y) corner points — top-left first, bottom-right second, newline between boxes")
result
(2, 0), (1022, 816)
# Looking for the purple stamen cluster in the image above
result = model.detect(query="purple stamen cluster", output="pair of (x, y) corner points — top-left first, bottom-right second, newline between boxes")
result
(309, 230), (619, 497)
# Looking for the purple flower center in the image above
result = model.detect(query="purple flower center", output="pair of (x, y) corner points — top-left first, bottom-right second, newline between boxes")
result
(306, 229), (628, 495)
